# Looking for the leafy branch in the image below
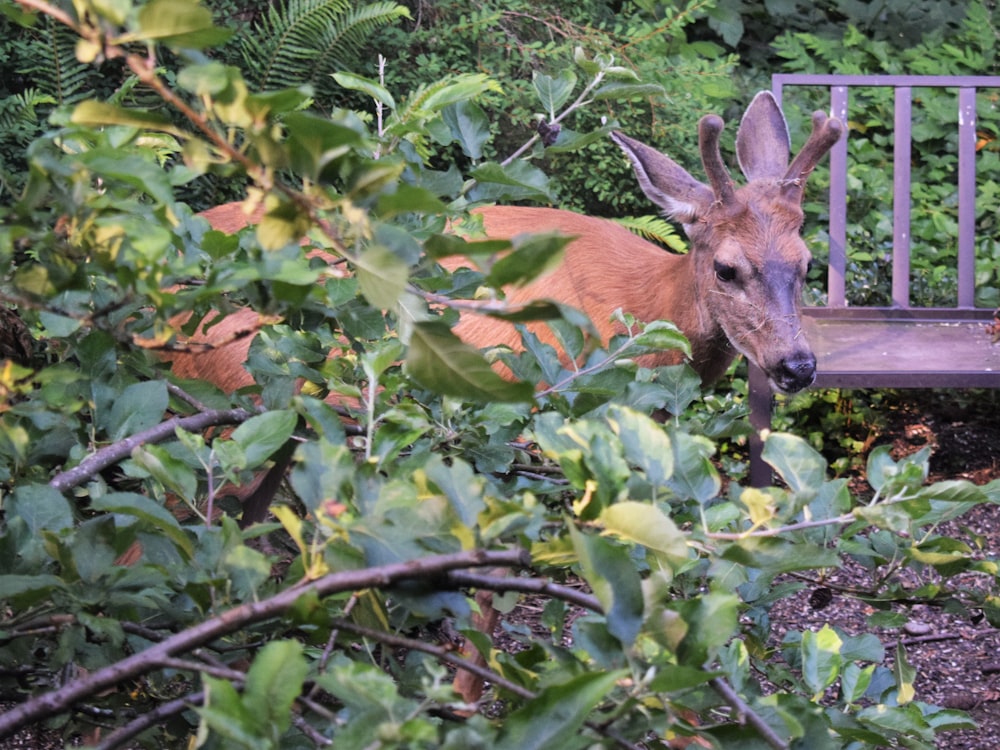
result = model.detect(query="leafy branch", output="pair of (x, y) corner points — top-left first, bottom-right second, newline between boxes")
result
(0, 549), (530, 739)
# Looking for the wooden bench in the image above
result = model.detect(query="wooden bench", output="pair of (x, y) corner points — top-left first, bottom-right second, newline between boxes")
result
(749, 74), (1000, 486)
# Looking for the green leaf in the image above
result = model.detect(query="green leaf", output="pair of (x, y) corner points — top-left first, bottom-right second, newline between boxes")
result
(495, 670), (625, 750)
(599, 501), (688, 569)
(569, 525), (643, 647)
(406, 321), (534, 403)
(674, 590), (739, 666)
(78, 151), (175, 207)
(91, 492), (194, 558)
(485, 232), (571, 288)
(107, 381), (168, 441)
(332, 71), (397, 110)
(801, 625), (843, 700)
(894, 641), (916, 704)
(469, 161), (554, 203)
(533, 69), (577, 118)
(243, 640), (308, 737)
(652, 364), (701, 415)
(634, 321), (691, 358)
(131, 0), (231, 48)
(197, 675), (259, 746)
(71, 101), (181, 136)
(231, 410), (298, 468)
(606, 405), (673, 485)
(9, 484), (74, 535)
(354, 243), (409, 310)
(442, 100), (490, 160)
(131, 443), (198, 500)
(667, 429), (720, 504)
(762, 432), (827, 496)
(0, 574), (65, 602)
(593, 81), (666, 101)
(841, 662), (875, 705)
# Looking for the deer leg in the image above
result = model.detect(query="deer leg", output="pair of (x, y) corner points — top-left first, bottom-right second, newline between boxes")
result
(452, 587), (502, 704)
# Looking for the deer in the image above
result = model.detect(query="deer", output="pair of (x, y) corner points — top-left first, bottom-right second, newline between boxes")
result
(161, 90), (842, 714)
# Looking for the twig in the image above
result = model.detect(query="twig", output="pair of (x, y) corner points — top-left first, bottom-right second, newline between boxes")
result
(328, 617), (534, 700)
(96, 691), (203, 750)
(48, 406), (255, 493)
(444, 570), (602, 613)
(708, 677), (789, 750)
(0, 548), (529, 738)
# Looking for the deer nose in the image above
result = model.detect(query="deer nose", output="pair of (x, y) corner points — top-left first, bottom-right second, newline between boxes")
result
(773, 351), (817, 393)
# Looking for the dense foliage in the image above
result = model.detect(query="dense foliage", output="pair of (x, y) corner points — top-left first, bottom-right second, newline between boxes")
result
(0, 1), (998, 749)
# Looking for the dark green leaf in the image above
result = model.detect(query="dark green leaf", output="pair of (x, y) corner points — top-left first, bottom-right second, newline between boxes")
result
(443, 99), (490, 160)
(469, 161), (554, 203)
(91, 492), (194, 558)
(496, 670), (625, 750)
(406, 321), (534, 403)
(485, 232), (571, 288)
(107, 381), (168, 441)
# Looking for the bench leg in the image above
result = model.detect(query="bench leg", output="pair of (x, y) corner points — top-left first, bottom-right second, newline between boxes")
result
(748, 363), (773, 487)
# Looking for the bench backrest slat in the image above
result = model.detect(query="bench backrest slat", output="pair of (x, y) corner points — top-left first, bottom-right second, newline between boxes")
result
(772, 74), (1000, 311)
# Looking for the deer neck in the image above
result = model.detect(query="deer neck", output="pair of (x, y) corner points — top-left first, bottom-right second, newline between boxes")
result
(635, 250), (734, 384)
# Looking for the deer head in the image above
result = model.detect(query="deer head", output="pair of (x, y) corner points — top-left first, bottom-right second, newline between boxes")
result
(611, 92), (843, 393)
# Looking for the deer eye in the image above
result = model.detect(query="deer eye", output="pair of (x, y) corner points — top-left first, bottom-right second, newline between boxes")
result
(714, 260), (738, 283)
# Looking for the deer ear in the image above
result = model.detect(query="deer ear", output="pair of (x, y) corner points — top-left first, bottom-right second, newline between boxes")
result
(736, 91), (791, 181)
(611, 131), (715, 224)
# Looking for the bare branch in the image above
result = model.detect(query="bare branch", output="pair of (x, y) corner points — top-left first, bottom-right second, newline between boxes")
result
(48, 406), (256, 493)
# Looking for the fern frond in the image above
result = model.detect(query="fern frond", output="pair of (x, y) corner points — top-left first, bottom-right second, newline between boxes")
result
(242, 0), (409, 97)
(0, 89), (57, 130)
(613, 215), (688, 253)
(20, 16), (95, 106)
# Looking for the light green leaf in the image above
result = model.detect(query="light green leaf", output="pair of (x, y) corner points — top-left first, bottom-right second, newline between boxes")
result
(667, 430), (720, 504)
(762, 432), (827, 496)
(801, 625), (843, 700)
(533, 69), (577, 118)
(593, 81), (665, 101)
(606, 405), (673, 486)
(354, 243), (409, 310)
(78, 151), (175, 207)
(243, 640), (308, 737)
(130, 0), (231, 48)
(894, 641), (916, 704)
(406, 321), (534, 403)
(332, 71), (397, 110)
(599, 501), (688, 569)
(131, 443), (198, 500)
(71, 101), (181, 135)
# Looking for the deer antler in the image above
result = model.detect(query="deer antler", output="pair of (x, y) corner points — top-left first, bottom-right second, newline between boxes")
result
(781, 110), (844, 197)
(698, 114), (737, 206)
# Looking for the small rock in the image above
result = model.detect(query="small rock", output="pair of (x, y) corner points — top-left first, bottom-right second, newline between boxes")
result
(904, 620), (933, 636)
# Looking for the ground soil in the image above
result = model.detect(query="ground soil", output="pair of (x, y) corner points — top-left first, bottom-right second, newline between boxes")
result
(764, 390), (1000, 749)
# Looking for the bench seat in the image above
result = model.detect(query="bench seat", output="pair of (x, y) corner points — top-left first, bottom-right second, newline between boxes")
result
(803, 308), (1000, 389)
